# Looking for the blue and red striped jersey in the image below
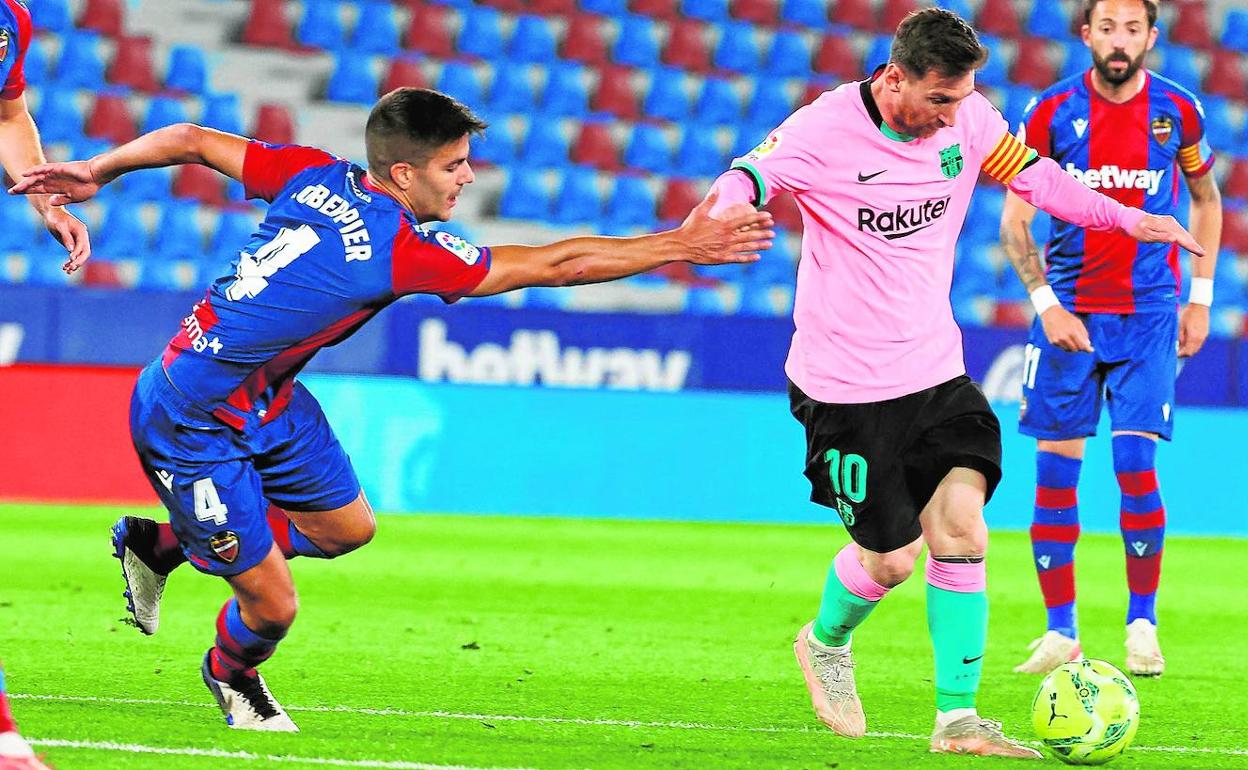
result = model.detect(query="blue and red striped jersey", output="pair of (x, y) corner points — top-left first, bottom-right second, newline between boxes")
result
(1021, 69), (1215, 314)
(162, 142), (491, 431)
(0, 0), (31, 100)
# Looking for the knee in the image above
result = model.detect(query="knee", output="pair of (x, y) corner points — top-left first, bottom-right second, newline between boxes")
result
(246, 592), (298, 637)
(864, 546), (921, 588)
(318, 509), (376, 557)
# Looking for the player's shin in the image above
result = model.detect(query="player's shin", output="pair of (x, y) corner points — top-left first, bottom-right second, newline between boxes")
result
(209, 598), (286, 682)
(0, 665), (17, 735)
(1031, 452), (1081, 638)
(1113, 435), (1165, 626)
(925, 553), (986, 718)
(813, 543), (889, 646)
(266, 504), (329, 559)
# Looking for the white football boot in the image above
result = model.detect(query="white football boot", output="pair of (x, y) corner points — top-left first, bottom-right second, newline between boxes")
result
(201, 652), (299, 732)
(111, 516), (169, 635)
(930, 715), (1044, 759)
(0, 732), (51, 770)
(1125, 619), (1165, 677)
(793, 621), (866, 737)
(1014, 630), (1082, 674)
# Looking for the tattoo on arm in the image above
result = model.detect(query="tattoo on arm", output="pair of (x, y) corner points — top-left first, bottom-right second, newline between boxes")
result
(1000, 225), (1047, 292)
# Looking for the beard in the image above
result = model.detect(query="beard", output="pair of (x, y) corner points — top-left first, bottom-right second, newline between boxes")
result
(1092, 48), (1146, 85)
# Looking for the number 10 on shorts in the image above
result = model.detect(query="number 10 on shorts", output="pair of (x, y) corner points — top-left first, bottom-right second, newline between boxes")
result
(824, 448), (868, 524)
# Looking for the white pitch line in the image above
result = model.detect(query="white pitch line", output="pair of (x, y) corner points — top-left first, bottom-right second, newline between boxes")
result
(27, 739), (545, 770)
(14, 694), (1248, 757)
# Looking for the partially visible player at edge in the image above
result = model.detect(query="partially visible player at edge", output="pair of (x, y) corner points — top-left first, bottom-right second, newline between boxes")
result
(1002, 0), (1222, 679)
(2, 0), (86, 766)
(701, 8), (1202, 758)
(11, 87), (774, 732)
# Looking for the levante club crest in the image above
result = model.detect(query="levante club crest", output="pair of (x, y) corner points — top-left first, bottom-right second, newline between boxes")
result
(939, 143), (964, 179)
(1151, 116), (1173, 146)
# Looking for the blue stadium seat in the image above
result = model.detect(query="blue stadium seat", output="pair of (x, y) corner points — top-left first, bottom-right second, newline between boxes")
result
(579, 0), (629, 16)
(540, 62), (589, 117)
(95, 202), (152, 260)
(685, 286), (729, 314)
(765, 30), (813, 78)
(498, 169), (552, 220)
(976, 35), (1010, 87)
(952, 248), (996, 296)
(732, 122), (773, 157)
(351, 1), (401, 54)
(1158, 47), (1202, 92)
(682, 0), (729, 23)
(210, 211), (257, 261)
(70, 138), (114, 179)
(488, 66), (536, 114)
(520, 120), (571, 167)
(694, 76), (743, 126)
(473, 122), (517, 165)
(33, 86), (83, 144)
(1223, 9), (1248, 54)
(29, 0), (71, 32)
(201, 93), (244, 134)
(623, 123), (672, 173)
(1027, 1), (1073, 40)
(551, 168), (604, 225)
(643, 67), (690, 122)
(604, 175), (658, 229)
(1059, 40), (1088, 80)
(508, 15), (558, 64)
(0, 198), (37, 253)
(713, 22), (761, 73)
(745, 87), (792, 128)
(779, 0), (827, 29)
(456, 6), (505, 60)
(327, 52), (379, 105)
(933, 0), (974, 20)
(738, 281), (788, 317)
(55, 30), (106, 90)
(435, 62), (484, 107)
(142, 96), (188, 134)
(676, 126), (726, 177)
(137, 260), (199, 292)
(864, 35), (892, 71)
(523, 286), (571, 310)
(25, 252), (78, 287)
(1200, 96), (1236, 152)
(1002, 85), (1038, 130)
(155, 201), (205, 260)
(119, 167), (172, 203)
(297, 0), (347, 50)
(165, 46), (209, 94)
(612, 16), (660, 69)
(22, 38), (49, 86)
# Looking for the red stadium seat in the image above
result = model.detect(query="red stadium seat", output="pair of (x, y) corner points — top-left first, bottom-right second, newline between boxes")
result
(1224, 211), (1248, 254)
(1168, 1), (1213, 49)
(830, 0), (874, 30)
(1223, 159), (1248, 201)
(1202, 49), (1247, 100)
(528, 0), (579, 15)
(629, 0), (680, 21)
(766, 191), (802, 231)
(993, 300), (1031, 328)
(729, 0), (778, 26)
(561, 13), (609, 66)
(174, 164), (226, 206)
(591, 65), (640, 120)
(799, 80), (829, 107)
(404, 2), (455, 57)
(78, 0), (125, 37)
(381, 56), (429, 95)
(1010, 37), (1058, 89)
(85, 93), (137, 145)
(879, 0), (919, 32)
(658, 178), (702, 222)
(82, 260), (127, 288)
(976, 0), (1021, 39)
(241, 0), (295, 50)
(252, 103), (295, 146)
(813, 34), (862, 80)
(570, 122), (622, 171)
(479, 0), (528, 12)
(107, 35), (159, 92)
(661, 19), (711, 72)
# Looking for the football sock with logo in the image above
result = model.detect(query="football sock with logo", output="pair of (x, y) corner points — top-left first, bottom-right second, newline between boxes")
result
(812, 543), (890, 647)
(0, 665), (18, 734)
(926, 554), (987, 712)
(266, 504), (328, 559)
(1114, 435), (1164, 625)
(1031, 451), (1082, 638)
(208, 599), (286, 682)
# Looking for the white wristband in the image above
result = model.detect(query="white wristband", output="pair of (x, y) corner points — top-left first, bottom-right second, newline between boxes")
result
(1189, 277), (1213, 307)
(1029, 284), (1060, 315)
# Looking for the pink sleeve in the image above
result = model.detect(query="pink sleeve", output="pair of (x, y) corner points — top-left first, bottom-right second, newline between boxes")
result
(1008, 155), (1145, 234)
(725, 106), (819, 206)
(707, 170), (759, 217)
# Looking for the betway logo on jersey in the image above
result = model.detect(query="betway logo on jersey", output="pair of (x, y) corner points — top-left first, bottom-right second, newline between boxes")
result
(1064, 164), (1166, 196)
(418, 319), (691, 390)
(858, 196), (951, 240)
(293, 184), (372, 262)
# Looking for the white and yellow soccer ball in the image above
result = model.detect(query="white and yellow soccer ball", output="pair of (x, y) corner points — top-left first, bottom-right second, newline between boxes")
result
(1031, 659), (1140, 765)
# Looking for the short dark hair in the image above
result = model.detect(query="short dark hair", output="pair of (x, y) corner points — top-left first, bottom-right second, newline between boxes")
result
(1082, 0), (1159, 28)
(365, 88), (487, 175)
(890, 8), (988, 78)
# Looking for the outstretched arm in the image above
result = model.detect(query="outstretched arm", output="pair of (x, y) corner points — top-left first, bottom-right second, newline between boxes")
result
(10, 124), (249, 205)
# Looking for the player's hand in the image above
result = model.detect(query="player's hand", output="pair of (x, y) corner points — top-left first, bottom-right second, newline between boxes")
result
(1178, 303), (1210, 358)
(677, 189), (774, 264)
(1125, 213), (1205, 257)
(9, 159), (103, 205)
(42, 205), (92, 273)
(1040, 305), (1094, 353)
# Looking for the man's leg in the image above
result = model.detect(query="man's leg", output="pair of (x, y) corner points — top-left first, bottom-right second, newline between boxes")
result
(1113, 431), (1166, 676)
(0, 662), (51, 770)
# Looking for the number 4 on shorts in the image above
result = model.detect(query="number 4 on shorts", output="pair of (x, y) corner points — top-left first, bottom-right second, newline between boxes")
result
(193, 478), (229, 526)
(824, 448), (868, 504)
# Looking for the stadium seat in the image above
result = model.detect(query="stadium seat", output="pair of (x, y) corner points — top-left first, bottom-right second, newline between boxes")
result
(561, 13), (609, 66)
(1223, 9), (1248, 54)
(37, 87), (86, 144)
(29, 0), (72, 33)
(974, 36), (1010, 87)
(590, 64), (640, 119)
(729, 0), (777, 26)
(118, 167), (172, 203)
(551, 168), (604, 224)
(78, 0), (124, 37)
(1027, 1), (1075, 40)
(83, 94), (135, 148)
(95, 202), (151, 260)
(813, 34), (863, 80)
(456, 6), (505, 60)
(604, 175), (658, 228)
(766, 191), (802, 231)
(488, 66), (537, 114)
(520, 120), (571, 167)
(1159, 46), (1203, 92)
(933, 0), (973, 21)
(879, 0), (919, 31)
(509, 15), (558, 64)
(629, 0), (679, 21)
(738, 281), (787, 317)
(498, 169), (553, 220)
(975, 0), (1021, 39)
(351, 1), (401, 54)
(26, 253), (81, 287)
(471, 121), (516, 166)
(1059, 40), (1089, 80)
(744, 84), (792, 127)
(137, 260), (200, 292)
(530, 0), (580, 15)
(252, 103), (295, 146)
(1199, 96), (1236, 151)
(1224, 158), (1248, 201)
(327, 53), (380, 105)
(21, 38), (48, 87)
(685, 286), (729, 314)
(56, 30), (106, 90)
(435, 62), (484, 106)
(107, 36), (159, 93)
(297, 0), (347, 50)
(211, 211), (258, 261)
(713, 22), (761, 73)
(731, 122), (772, 156)
(612, 16), (660, 69)
(680, 0), (727, 23)
(242, 0), (295, 50)
(201, 93), (244, 135)
(1168, 3), (1213, 49)
(570, 121), (622, 170)
(1002, 85), (1038, 129)
(580, 0), (629, 15)
(662, 18), (712, 72)
(830, 0), (873, 30)
(675, 126), (726, 177)
(764, 30), (812, 78)
(81, 259), (132, 289)
(0, 199), (37, 253)
(1011, 37), (1058, 90)
(381, 56), (428, 96)
(173, 164), (227, 206)
(1203, 50), (1247, 100)
(779, 0), (826, 29)
(798, 80), (828, 107)
(1223, 211), (1248, 253)
(657, 178), (701, 222)
(643, 67), (691, 122)
(540, 62), (590, 117)
(864, 35), (892, 72)
(404, 2), (455, 57)
(154, 201), (206, 260)
(624, 123), (672, 173)
(694, 76), (743, 126)
(142, 96), (189, 135)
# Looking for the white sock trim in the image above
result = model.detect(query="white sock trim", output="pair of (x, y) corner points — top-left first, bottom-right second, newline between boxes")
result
(936, 708), (977, 727)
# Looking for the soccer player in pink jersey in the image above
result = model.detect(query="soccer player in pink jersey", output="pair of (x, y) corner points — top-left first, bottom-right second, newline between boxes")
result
(703, 8), (1202, 758)
(1002, 0), (1222, 680)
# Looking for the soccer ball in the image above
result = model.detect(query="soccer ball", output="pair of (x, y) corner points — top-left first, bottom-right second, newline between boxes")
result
(1031, 659), (1140, 765)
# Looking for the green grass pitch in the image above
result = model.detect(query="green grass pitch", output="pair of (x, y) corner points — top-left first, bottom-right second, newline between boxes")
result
(1, 503), (1246, 769)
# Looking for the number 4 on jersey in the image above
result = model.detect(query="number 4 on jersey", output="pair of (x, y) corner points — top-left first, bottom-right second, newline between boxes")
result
(193, 478), (229, 526)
